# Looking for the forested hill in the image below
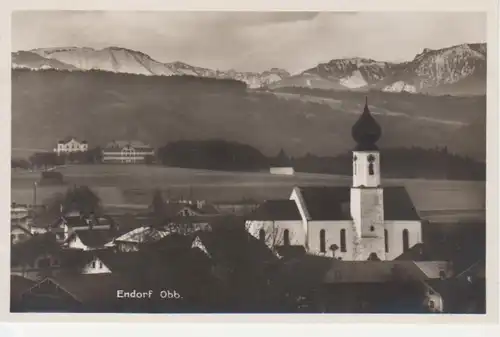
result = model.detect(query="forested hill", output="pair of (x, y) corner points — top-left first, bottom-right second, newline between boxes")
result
(12, 68), (485, 162)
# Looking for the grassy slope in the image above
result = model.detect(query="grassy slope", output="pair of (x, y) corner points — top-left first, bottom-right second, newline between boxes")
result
(12, 69), (486, 161)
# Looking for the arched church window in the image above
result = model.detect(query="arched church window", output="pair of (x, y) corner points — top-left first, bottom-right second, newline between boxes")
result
(402, 229), (409, 252)
(368, 154), (375, 176)
(259, 229), (265, 242)
(283, 229), (290, 246)
(353, 155), (357, 175)
(320, 229), (326, 253)
(384, 229), (389, 253)
(340, 229), (346, 252)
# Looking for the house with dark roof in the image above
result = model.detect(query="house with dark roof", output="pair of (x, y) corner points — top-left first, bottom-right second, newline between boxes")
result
(191, 230), (278, 282)
(11, 233), (64, 281)
(63, 228), (119, 251)
(15, 273), (138, 312)
(11, 224), (33, 245)
(107, 226), (171, 252)
(246, 99), (423, 261)
(275, 256), (452, 313)
(49, 213), (116, 243)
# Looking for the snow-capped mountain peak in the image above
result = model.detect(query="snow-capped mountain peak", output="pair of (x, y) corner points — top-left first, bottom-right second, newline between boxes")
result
(270, 42), (486, 95)
(13, 46), (290, 88)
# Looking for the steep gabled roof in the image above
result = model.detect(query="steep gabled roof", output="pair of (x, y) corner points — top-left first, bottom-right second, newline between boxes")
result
(455, 259), (485, 280)
(295, 186), (420, 221)
(295, 186), (351, 221)
(193, 230), (278, 267)
(11, 224), (33, 236)
(246, 200), (302, 221)
(113, 226), (169, 244)
(26, 273), (134, 303)
(10, 275), (36, 300)
(395, 242), (484, 276)
(68, 229), (117, 249)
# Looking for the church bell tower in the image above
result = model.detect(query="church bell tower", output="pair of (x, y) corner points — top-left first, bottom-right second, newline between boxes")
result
(350, 97), (386, 260)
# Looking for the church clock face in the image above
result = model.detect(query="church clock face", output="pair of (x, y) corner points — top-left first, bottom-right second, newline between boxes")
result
(367, 154), (375, 163)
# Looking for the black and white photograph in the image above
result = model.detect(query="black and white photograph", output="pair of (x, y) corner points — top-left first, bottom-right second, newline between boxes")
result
(8, 9), (491, 316)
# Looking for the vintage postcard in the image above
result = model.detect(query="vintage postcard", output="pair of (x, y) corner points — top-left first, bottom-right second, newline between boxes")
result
(1, 0), (498, 325)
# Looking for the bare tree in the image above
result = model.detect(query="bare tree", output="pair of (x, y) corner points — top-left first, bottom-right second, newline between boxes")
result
(245, 221), (291, 252)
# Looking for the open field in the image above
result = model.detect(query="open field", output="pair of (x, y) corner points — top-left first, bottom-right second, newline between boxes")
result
(11, 164), (485, 221)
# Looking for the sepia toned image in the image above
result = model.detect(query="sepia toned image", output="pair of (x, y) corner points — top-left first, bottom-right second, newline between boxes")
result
(9, 10), (488, 315)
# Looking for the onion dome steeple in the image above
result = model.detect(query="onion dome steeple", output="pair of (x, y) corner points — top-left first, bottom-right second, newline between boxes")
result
(351, 97), (382, 151)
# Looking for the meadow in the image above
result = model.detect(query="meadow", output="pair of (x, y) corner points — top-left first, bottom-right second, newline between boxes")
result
(11, 164), (485, 222)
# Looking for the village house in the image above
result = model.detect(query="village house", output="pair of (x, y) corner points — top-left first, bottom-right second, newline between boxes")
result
(275, 256), (452, 313)
(54, 137), (88, 155)
(63, 229), (118, 251)
(49, 211), (116, 242)
(107, 226), (171, 252)
(11, 203), (30, 220)
(101, 140), (155, 164)
(246, 98), (423, 261)
(11, 233), (63, 281)
(11, 224), (33, 245)
(13, 273), (136, 312)
(73, 250), (146, 275)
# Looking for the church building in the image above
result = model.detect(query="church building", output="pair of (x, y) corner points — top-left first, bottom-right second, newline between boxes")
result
(246, 98), (423, 261)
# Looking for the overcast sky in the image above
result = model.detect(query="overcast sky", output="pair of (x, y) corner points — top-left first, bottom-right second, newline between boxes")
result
(12, 11), (486, 73)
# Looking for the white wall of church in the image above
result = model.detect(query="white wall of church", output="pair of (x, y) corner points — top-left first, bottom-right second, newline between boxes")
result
(308, 221), (354, 260)
(245, 220), (305, 248)
(384, 221), (423, 260)
(289, 188), (310, 238)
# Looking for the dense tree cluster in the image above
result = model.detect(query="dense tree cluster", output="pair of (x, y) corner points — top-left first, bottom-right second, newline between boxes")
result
(156, 140), (485, 181)
(157, 140), (270, 171)
(13, 68), (248, 93)
(291, 146), (485, 180)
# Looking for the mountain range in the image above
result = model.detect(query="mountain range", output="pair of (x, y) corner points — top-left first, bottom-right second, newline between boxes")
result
(12, 46), (290, 89)
(12, 43), (486, 95)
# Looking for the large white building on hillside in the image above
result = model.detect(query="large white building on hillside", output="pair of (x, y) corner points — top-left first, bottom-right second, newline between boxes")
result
(246, 98), (423, 261)
(54, 137), (88, 155)
(101, 140), (155, 164)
